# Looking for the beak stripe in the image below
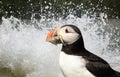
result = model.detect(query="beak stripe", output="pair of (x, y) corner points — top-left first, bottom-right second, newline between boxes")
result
(58, 34), (66, 46)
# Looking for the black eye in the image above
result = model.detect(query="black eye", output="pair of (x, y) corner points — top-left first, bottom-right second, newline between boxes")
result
(65, 29), (69, 33)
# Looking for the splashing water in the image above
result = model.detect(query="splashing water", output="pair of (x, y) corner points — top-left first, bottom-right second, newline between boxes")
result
(0, 14), (120, 77)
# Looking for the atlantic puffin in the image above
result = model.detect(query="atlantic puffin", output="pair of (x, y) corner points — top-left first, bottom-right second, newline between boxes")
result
(46, 25), (120, 77)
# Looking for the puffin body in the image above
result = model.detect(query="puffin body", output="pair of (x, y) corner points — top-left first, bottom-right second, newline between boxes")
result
(59, 52), (94, 77)
(46, 25), (120, 77)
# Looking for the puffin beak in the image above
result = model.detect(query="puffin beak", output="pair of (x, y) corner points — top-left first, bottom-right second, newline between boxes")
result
(46, 27), (62, 45)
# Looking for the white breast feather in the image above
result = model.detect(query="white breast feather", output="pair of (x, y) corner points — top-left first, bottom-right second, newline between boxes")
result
(59, 52), (95, 77)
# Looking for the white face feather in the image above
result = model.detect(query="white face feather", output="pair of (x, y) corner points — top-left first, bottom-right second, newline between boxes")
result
(58, 26), (80, 45)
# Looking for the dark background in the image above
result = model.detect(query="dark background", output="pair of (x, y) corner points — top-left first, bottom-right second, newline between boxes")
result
(0, 0), (120, 19)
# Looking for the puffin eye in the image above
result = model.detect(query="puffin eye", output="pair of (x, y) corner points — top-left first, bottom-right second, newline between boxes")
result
(65, 29), (69, 33)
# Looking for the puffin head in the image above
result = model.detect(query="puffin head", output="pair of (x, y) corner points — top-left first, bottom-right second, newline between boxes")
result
(46, 25), (83, 46)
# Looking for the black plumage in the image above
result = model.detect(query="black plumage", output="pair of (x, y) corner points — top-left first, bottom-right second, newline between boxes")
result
(61, 25), (120, 77)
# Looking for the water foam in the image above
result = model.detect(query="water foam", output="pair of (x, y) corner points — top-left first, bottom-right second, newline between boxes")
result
(0, 15), (120, 77)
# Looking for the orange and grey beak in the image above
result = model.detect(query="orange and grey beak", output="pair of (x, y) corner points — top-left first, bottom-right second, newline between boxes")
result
(46, 27), (62, 45)
(46, 28), (57, 41)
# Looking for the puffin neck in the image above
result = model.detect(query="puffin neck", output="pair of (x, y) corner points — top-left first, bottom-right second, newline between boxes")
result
(61, 37), (86, 55)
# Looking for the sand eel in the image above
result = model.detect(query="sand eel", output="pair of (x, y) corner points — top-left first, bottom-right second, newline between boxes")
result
(46, 25), (120, 77)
